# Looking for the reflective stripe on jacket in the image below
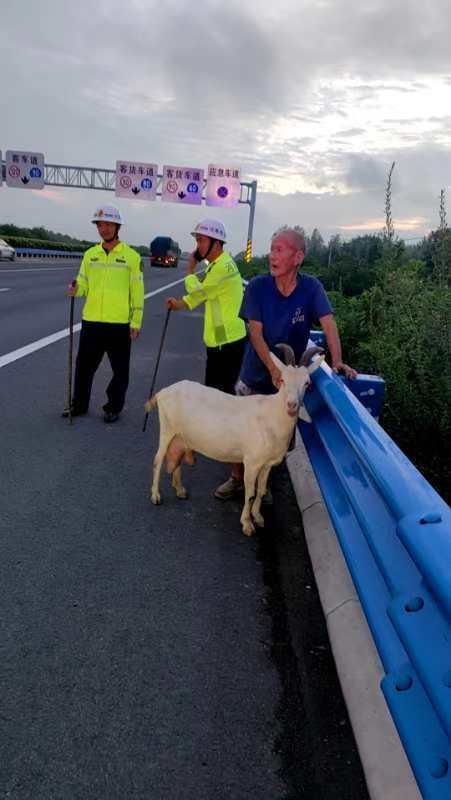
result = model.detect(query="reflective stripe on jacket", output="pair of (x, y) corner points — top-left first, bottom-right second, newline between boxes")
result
(183, 251), (246, 347)
(76, 241), (144, 328)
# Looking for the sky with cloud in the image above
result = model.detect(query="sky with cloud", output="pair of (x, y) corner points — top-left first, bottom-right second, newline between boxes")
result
(1, 0), (450, 254)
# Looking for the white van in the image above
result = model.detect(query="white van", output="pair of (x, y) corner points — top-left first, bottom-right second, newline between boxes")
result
(0, 239), (16, 261)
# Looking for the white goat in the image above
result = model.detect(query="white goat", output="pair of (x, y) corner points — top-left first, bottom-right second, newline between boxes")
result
(145, 345), (324, 536)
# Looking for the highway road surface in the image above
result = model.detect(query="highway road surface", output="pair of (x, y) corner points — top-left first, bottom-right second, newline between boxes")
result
(0, 258), (368, 800)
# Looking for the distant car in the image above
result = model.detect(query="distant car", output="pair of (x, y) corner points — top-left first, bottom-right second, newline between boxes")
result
(0, 239), (15, 261)
(150, 236), (180, 267)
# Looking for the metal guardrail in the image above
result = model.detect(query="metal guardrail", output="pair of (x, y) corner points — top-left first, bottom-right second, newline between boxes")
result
(15, 248), (85, 259)
(300, 362), (451, 799)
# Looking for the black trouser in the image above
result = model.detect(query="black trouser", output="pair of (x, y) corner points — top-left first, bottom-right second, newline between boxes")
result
(72, 321), (131, 414)
(205, 336), (247, 395)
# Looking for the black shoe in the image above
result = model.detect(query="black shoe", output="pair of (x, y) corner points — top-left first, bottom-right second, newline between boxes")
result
(103, 411), (119, 424)
(61, 407), (87, 418)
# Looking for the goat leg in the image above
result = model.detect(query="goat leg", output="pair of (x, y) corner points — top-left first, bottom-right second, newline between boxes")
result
(240, 463), (259, 536)
(251, 465), (271, 527)
(171, 466), (189, 500)
(151, 435), (173, 505)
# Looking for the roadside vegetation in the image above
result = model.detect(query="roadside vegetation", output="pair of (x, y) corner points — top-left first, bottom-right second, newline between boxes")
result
(0, 224), (149, 256)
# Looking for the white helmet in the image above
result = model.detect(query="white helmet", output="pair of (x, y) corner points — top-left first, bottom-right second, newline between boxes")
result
(191, 218), (226, 242)
(91, 205), (123, 225)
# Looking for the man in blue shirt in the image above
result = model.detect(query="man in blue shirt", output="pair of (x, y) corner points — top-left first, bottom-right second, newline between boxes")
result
(215, 226), (356, 499)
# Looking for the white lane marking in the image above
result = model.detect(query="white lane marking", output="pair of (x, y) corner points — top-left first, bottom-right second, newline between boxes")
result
(143, 273), (190, 299)
(0, 288), (11, 292)
(0, 258), (187, 275)
(0, 273), (195, 370)
(0, 328), (75, 368)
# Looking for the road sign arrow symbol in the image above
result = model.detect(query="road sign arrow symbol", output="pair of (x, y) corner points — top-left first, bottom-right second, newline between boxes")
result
(21, 176), (30, 184)
(178, 191), (186, 199)
(132, 187), (140, 194)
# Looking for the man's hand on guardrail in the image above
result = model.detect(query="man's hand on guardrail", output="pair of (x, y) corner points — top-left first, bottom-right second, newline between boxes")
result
(333, 361), (358, 380)
(67, 281), (77, 297)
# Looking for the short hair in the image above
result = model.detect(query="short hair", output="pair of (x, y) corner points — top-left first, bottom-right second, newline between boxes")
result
(271, 226), (306, 255)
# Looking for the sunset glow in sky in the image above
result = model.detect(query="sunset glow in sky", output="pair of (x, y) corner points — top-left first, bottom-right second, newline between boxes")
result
(2, 0), (450, 254)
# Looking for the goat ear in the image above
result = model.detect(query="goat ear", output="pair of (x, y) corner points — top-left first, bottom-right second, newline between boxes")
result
(298, 405), (312, 423)
(269, 351), (285, 371)
(307, 354), (325, 374)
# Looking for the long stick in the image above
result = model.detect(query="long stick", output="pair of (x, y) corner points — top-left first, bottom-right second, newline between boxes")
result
(142, 308), (171, 432)
(67, 282), (76, 424)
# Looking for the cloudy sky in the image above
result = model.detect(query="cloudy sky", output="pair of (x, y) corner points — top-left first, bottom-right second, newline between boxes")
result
(1, 0), (451, 255)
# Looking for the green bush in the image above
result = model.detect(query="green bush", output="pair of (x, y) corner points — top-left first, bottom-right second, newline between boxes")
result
(337, 259), (450, 500)
(1, 230), (149, 255)
(236, 254), (269, 280)
(2, 236), (89, 252)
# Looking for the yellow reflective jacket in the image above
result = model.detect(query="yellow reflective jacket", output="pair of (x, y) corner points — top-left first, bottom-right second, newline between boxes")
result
(75, 241), (144, 328)
(183, 251), (246, 347)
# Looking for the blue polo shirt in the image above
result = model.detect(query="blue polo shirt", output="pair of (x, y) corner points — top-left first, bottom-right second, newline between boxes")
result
(239, 273), (333, 393)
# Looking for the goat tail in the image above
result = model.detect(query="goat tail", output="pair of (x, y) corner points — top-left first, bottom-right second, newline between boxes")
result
(144, 394), (158, 414)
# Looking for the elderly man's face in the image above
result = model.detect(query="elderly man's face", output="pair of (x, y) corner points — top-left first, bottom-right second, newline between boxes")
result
(269, 234), (303, 279)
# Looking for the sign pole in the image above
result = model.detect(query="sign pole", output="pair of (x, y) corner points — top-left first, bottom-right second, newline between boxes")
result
(245, 180), (257, 262)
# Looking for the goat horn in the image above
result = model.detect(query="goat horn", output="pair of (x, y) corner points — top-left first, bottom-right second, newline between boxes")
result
(298, 346), (324, 367)
(275, 343), (296, 366)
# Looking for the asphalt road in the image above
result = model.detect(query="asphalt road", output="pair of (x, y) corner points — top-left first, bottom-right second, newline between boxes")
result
(0, 259), (368, 800)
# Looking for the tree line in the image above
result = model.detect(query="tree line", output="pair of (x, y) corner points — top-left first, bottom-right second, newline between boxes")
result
(0, 224), (149, 256)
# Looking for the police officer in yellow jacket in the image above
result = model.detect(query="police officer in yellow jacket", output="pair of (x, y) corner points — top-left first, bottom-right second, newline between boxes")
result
(63, 205), (144, 423)
(166, 219), (246, 394)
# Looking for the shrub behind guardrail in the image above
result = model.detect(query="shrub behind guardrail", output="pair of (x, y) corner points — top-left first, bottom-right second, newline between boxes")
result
(3, 236), (90, 252)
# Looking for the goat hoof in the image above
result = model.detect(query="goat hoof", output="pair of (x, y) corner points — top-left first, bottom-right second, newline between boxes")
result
(151, 493), (162, 505)
(242, 522), (255, 537)
(252, 511), (265, 528)
(176, 489), (189, 500)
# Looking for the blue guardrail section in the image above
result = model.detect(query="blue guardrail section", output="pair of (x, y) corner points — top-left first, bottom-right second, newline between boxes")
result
(300, 362), (451, 800)
(15, 248), (85, 258)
